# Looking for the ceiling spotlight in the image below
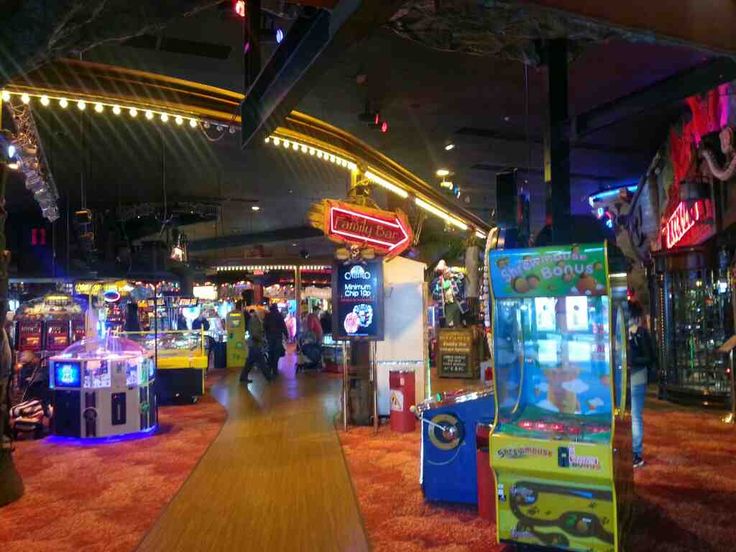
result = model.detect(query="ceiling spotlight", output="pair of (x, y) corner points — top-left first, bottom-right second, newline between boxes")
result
(40, 95), (50, 106)
(112, 105), (121, 115)
(1, 91), (10, 102)
(189, 119), (197, 128)
(59, 98), (68, 108)
(444, 143), (455, 151)
(129, 107), (138, 117)
(145, 110), (154, 120)
(94, 103), (104, 113)
(276, 28), (285, 44)
(161, 113), (169, 123)
(234, 0), (246, 18)
(175, 116), (184, 125)
(436, 169), (450, 177)
(77, 100), (86, 110)
(251, 205), (261, 212)
(20, 93), (30, 104)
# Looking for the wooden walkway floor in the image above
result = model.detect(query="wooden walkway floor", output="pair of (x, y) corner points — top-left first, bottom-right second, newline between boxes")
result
(137, 355), (369, 552)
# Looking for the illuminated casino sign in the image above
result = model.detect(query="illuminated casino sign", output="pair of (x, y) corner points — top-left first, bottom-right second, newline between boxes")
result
(664, 198), (715, 249)
(320, 200), (412, 256)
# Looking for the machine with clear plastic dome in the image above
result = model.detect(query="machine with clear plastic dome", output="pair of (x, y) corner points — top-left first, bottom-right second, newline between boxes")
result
(49, 335), (157, 439)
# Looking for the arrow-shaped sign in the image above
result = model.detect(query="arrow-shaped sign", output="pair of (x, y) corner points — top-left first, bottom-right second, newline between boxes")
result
(324, 200), (412, 256)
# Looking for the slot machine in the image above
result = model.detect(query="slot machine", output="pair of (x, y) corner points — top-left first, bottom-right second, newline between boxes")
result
(17, 320), (43, 352)
(45, 319), (71, 352)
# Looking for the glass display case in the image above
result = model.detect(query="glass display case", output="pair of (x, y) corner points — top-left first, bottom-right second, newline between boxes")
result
(654, 259), (733, 405)
(122, 329), (207, 402)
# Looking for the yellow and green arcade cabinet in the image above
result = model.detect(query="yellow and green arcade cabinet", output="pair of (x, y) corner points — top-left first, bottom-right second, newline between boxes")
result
(226, 310), (247, 368)
(488, 243), (633, 551)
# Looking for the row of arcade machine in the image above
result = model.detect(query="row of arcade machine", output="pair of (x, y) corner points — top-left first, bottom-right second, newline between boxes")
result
(415, 242), (632, 552)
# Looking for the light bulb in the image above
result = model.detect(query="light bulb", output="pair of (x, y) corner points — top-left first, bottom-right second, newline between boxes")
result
(1, 91), (10, 101)
(112, 105), (121, 115)
(317, 151), (323, 159)
(308, 148), (315, 156)
(129, 107), (138, 117)
(161, 113), (169, 123)
(77, 100), (86, 110)
(282, 140), (289, 148)
(40, 95), (50, 106)
(20, 93), (30, 104)
(436, 169), (450, 177)
(264, 137), (270, 144)
(272, 138), (280, 146)
(251, 205), (261, 212)
(444, 143), (455, 151)
(292, 142), (298, 150)
(94, 103), (104, 113)
(300, 144), (307, 153)
(175, 116), (183, 125)
(145, 110), (154, 120)
(189, 119), (197, 128)
(59, 98), (68, 108)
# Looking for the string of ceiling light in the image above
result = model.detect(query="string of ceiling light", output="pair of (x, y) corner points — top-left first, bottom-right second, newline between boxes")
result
(1, 88), (487, 239)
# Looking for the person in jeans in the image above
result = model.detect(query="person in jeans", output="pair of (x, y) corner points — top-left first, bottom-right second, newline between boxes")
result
(628, 301), (655, 468)
(263, 304), (288, 380)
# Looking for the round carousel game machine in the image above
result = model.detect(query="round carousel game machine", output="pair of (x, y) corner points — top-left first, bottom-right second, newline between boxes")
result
(49, 335), (157, 440)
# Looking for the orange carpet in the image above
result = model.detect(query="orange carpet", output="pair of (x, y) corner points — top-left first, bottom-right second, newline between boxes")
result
(339, 397), (736, 552)
(0, 381), (226, 552)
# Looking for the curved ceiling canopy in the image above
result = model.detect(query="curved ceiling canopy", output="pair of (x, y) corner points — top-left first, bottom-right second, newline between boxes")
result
(6, 59), (490, 237)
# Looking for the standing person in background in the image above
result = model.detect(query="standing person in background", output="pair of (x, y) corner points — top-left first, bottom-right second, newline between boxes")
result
(241, 309), (265, 384)
(306, 306), (323, 343)
(319, 308), (332, 337)
(628, 301), (655, 469)
(263, 304), (288, 380)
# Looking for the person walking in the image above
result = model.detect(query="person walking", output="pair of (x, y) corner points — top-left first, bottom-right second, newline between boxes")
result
(263, 304), (288, 380)
(628, 301), (655, 468)
(241, 309), (266, 384)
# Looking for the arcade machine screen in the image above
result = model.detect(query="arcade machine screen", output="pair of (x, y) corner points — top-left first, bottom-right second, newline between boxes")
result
(494, 295), (612, 444)
(18, 321), (43, 352)
(46, 320), (70, 352)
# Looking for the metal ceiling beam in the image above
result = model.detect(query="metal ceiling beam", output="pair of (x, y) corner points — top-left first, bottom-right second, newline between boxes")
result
(239, 0), (405, 147)
(524, 0), (736, 54)
(188, 226), (323, 252)
(574, 57), (736, 137)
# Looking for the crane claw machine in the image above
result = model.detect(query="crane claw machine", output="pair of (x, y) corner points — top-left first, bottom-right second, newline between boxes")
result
(488, 243), (632, 551)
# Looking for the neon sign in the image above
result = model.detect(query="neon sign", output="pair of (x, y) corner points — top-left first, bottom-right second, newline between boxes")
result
(664, 199), (714, 249)
(325, 200), (412, 256)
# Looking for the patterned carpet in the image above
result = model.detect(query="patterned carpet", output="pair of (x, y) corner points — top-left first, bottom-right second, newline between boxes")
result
(339, 396), (736, 552)
(0, 388), (226, 552)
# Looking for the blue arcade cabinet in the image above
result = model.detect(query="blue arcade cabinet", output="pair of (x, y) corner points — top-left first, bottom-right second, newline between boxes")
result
(416, 389), (494, 504)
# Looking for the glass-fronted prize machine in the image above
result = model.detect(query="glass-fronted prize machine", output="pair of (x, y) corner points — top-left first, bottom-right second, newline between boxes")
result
(49, 335), (157, 439)
(489, 243), (632, 551)
(123, 328), (207, 403)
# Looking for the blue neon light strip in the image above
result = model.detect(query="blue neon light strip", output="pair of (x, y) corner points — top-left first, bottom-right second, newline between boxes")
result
(588, 185), (638, 207)
(47, 424), (158, 445)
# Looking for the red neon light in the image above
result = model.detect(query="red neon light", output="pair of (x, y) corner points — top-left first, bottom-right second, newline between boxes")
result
(664, 199), (713, 249)
(327, 203), (411, 255)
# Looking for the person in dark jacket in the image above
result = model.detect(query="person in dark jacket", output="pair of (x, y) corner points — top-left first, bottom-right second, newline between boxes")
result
(628, 301), (655, 468)
(263, 304), (288, 379)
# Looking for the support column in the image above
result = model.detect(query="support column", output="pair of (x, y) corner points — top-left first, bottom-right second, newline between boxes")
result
(544, 39), (571, 245)
(294, 266), (302, 336)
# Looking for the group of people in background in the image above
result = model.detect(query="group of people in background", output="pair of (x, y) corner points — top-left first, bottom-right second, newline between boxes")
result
(240, 303), (332, 385)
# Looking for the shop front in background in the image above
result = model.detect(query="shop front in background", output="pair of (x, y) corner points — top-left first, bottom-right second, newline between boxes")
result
(652, 179), (734, 406)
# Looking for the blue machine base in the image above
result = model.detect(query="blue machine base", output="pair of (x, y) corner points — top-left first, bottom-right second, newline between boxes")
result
(420, 391), (494, 505)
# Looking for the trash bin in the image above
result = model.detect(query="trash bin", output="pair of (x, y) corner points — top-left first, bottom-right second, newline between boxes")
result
(389, 370), (416, 432)
(476, 418), (495, 522)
